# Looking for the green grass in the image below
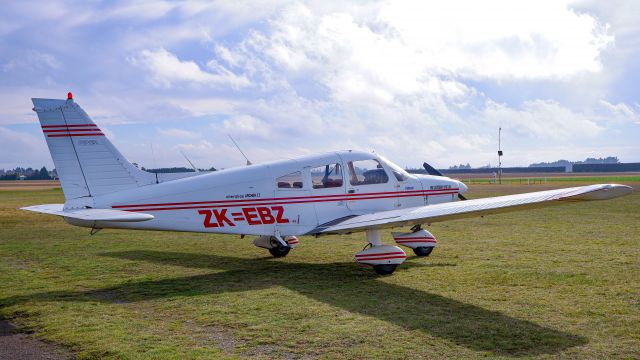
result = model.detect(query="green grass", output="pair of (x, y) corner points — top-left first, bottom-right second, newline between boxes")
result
(540, 175), (640, 182)
(461, 175), (640, 185)
(1, 185), (639, 359)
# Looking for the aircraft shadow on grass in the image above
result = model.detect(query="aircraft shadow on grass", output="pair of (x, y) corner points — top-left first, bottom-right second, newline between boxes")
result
(1, 250), (586, 356)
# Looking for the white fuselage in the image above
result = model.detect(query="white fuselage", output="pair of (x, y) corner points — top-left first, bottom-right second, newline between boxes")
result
(67, 150), (466, 236)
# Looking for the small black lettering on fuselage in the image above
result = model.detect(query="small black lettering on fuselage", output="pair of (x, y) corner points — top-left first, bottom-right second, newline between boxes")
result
(430, 185), (452, 190)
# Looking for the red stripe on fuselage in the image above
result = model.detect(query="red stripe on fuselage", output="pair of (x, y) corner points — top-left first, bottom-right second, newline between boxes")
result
(112, 188), (459, 211)
(113, 191), (458, 212)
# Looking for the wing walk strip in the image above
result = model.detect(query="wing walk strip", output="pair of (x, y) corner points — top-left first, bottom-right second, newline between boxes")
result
(111, 188), (460, 212)
(41, 124), (104, 137)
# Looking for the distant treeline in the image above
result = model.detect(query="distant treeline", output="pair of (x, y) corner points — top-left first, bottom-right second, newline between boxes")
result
(0, 165), (218, 180)
(0, 166), (53, 180)
(529, 157), (619, 168)
(408, 166), (565, 175)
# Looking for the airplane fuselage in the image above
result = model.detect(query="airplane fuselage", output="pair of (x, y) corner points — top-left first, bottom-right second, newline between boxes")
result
(66, 150), (466, 236)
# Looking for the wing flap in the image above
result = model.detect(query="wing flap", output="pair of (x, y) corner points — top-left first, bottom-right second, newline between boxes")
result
(316, 184), (632, 234)
(21, 204), (154, 222)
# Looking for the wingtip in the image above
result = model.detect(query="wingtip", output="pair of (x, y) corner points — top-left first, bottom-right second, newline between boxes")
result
(575, 183), (633, 201)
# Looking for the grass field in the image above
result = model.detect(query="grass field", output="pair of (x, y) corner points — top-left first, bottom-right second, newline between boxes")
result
(1, 182), (639, 359)
(456, 175), (640, 184)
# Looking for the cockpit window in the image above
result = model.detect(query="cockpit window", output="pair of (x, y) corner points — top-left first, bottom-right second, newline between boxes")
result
(311, 163), (343, 189)
(379, 156), (411, 182)
(348, 159), (389, 186)
(276, 171), (303, 189)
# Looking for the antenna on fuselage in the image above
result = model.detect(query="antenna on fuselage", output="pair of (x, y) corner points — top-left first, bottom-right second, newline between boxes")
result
(228, 134), (252, 166)
(150, 143), (159, 184)
(180, 150), (200, 172)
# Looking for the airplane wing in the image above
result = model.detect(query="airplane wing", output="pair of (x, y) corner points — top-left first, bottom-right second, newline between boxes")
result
(21, 204), (154, 222)
(314, 184), (632, 234)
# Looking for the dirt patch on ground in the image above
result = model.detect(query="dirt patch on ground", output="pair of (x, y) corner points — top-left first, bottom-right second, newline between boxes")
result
(0, 320), (74, 360)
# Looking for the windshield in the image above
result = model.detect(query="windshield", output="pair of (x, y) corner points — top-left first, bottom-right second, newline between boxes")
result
(378, 156), (412, 182)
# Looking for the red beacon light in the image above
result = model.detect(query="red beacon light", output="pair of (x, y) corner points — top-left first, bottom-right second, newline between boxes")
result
(67, 92), (73, 100)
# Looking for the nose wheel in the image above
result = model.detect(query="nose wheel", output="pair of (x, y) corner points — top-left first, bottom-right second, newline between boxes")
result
(393, 227), (437, 257)
(413, 246), (434, 257)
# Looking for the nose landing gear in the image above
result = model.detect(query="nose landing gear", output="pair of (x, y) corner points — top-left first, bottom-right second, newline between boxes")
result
(392, 225), (437, 257)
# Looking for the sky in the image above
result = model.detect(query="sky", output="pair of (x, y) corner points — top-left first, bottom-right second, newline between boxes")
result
(1, 0), (639, 170)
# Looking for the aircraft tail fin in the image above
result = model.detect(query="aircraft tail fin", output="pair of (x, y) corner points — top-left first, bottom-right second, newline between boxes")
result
(32, 93), (156, 200)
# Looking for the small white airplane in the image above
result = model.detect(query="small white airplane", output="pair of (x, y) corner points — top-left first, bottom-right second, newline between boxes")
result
(22, 93), (633, 275)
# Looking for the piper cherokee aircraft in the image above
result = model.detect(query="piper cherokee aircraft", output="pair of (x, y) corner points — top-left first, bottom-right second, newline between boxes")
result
(22, 93), (633, 275)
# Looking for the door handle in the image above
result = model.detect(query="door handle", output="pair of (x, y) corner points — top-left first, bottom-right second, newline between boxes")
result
(348, 189), (355, 193)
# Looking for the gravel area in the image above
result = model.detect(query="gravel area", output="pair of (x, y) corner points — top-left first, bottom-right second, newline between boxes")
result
(0, 320), (73, 360)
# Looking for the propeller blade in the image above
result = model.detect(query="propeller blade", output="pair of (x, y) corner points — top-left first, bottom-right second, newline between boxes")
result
(458, 193), (467, 201)
(422, 162), (444, 177)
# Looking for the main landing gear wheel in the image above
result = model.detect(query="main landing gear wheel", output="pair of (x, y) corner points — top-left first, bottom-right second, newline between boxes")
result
(413, 246), (434, 257)
(373, 264), (398, 275)
(268, 245), (291, 258)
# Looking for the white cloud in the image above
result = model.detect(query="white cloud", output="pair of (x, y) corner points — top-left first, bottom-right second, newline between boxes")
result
(249, 1), (613, 108)
(0, 127), (50, 168)
(2, 50), (61, 72)
(130, 48), (250, 88)
(101, 1), (175, 22)
(222, 114), (266, 136)
(598, 100), (640, 123)
(481, 99), (603, 139)
(0, 0), (638, 169)
(157, 128), (199, 138)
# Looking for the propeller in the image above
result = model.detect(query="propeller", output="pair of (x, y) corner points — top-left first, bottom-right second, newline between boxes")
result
(422, 162), (443, 177)
(423, 162), (467, 201)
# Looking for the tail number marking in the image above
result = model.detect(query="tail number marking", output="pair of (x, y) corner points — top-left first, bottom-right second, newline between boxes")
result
(199, 206), (289, 228)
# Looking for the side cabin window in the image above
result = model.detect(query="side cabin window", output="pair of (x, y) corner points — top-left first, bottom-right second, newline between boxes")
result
(276, 171), (304, 189)
(311, 163), (343, 189)
(348, 159), (389, 186)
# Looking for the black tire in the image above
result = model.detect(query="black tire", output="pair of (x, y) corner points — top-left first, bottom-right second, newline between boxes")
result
(373, 264), (397, 275)
(413, 246), (434, 257)
(269, 245), (291, 258)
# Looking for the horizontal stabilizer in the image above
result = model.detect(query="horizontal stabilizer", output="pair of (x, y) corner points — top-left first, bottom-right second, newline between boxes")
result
(21, 204), (154, 222)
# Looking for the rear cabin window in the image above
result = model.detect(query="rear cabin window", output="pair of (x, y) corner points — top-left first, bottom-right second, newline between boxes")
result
(276, 171), (304, 189)
(348, 159), (389, 186)
(311, 163), (344, 189)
